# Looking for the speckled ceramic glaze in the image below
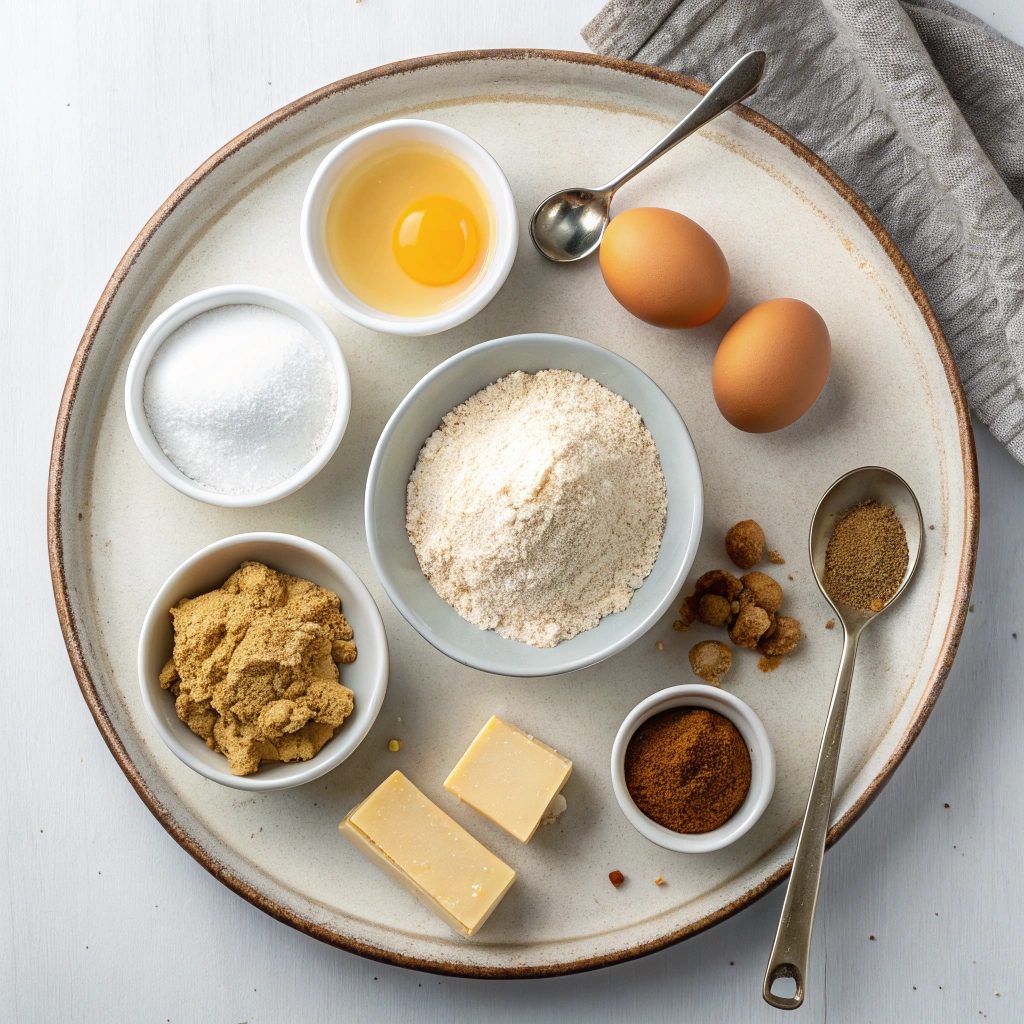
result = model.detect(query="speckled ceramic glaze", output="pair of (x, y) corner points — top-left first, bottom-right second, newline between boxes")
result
(48, 51), (977, 978)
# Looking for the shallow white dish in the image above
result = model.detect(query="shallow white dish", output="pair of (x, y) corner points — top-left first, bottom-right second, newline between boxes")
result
(364, 333), (704, 677)
(611, 684), (776, 853)
(124, 285), (351, 507)
(300, 118), (518, 336)
(137, 533), (389, 792)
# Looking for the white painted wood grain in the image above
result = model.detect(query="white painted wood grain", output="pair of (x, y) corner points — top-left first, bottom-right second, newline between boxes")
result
(0, 1), (1019, 1020)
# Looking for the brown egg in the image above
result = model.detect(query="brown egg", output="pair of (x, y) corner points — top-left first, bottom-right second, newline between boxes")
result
(599, 208), (730, 328)
(712, 298), (831, 432)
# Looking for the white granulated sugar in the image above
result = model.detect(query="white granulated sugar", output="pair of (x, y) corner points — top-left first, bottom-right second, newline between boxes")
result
(143, 304), (337, 494)
(406, 369), (667, 648)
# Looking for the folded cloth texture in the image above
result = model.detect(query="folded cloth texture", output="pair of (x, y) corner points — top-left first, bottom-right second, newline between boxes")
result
(583, 0), (1024, 464)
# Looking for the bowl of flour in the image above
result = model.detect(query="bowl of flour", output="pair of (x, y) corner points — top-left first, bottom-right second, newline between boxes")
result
(365, 334), (703, 677)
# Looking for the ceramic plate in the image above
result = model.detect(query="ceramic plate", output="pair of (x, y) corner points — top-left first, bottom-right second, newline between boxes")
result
(48, 50), (977, 977)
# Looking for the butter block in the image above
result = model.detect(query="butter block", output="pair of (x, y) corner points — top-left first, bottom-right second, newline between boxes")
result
(444, 716), (572, 842)
(339, 771), (516, 937)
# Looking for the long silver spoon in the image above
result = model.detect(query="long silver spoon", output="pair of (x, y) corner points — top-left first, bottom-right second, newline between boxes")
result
(763, 466), (924, 1010)
(529, 50), (766, 263)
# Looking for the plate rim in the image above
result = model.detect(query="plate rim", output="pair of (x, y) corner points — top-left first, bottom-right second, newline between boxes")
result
(46, 47), (979, 979)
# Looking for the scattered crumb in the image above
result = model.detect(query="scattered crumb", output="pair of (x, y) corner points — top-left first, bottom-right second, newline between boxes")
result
(969, 604), (974, 612)
(944, 803), (949, 808)
(787, 574), (793, 581)
(672, 620), (685, 630)
(869, 935), (875, 941)
(609, 870), (624, 888)
(768, 550), (785, 564)
(654, 877), (664, 886)
(655, 641), (664, 651)
(388, 739), (401, 752)
(758, 654), (783, 673)
(825, 619), (835, 629)
(929, 524), (935, 530)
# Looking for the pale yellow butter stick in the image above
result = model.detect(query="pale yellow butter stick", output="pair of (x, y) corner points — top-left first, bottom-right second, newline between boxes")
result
(444, 716), (572, 843)
(339, 771), (516, 937)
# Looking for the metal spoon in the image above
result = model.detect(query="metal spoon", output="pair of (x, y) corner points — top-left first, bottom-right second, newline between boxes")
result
(529, 50), (766, 263)
(763, 466), (924, 1010)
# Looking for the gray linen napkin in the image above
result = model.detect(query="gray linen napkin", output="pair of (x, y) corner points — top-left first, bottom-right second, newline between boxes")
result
(583, 0), (1024, 464)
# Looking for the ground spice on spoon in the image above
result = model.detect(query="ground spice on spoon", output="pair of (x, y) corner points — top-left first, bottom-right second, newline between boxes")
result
(823, 499), (909, 612)
(624, 708), (751, 833)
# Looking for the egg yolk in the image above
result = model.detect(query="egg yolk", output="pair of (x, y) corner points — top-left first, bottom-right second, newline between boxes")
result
(393, 195), (480, 287)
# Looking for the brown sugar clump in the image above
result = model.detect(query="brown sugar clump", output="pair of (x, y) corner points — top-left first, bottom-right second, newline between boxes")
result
(694, 569), (743, 600)
(768, 550), (785, 565)
(729, 604), (771, 649)
(608, 870), (624, 888)
(624, 708), (751, 833)
(161, 562), (357, 776)
(823, 500), (908, 611)
(740, 571), (783, 615)
(697, 594), (732, 627)
(758, 655), (784, 672)
(688, 640), (732, 684)
(725, 520), (765, 570)
(758, 615), (802, 656)
(678, 593), (698, 628)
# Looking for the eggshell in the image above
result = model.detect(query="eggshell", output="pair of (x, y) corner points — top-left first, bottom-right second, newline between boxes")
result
(599, 208), (730, 328)
(712, 298), (831, 433)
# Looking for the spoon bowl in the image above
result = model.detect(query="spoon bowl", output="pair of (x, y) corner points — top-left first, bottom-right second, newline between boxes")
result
(809, 465), (924, 634)
(530, 189), (611, 262)
(764, 466), (923, 1010)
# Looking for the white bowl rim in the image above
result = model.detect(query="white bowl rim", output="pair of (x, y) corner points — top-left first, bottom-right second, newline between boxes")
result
(124, 284), (352, 508)
(299, 118), (518, 337)
(137, 532), (389, 792)
(364, 332), (704, 677)
(610, 684), (776, 853)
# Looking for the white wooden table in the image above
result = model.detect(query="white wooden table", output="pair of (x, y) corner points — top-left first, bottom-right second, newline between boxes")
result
(3, 1), (1021, 1018)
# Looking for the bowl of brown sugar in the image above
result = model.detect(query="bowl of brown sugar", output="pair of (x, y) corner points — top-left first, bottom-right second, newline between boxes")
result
(611, 685), (775, 853)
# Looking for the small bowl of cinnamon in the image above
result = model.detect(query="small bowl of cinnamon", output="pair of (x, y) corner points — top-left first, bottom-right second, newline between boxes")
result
(610, 684), (775, 853)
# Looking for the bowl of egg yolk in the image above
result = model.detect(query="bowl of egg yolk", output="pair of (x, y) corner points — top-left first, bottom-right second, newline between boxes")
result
(301, 119), (518, 337)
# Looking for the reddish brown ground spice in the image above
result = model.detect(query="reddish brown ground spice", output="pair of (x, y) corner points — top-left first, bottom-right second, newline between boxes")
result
(624, 708), (751, 834)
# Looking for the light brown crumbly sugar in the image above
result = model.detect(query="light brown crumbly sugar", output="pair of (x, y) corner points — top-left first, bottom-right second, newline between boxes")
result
(159, 561), (356, 776)
(823, 500), (909, 611)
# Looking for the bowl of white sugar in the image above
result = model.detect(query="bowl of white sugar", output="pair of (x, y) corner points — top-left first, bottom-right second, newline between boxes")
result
(365, 333), (704, 677)
(125, 285), (350, 507)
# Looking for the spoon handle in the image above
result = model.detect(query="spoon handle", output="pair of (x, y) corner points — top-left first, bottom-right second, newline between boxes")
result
(600, 50), (766, 195)
(763, 627), (862, 1010)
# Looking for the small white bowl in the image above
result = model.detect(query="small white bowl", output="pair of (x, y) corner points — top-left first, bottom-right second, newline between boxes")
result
(300, 118), (518, 337)
(365, 333), (703, 677)
(611, 685), (775, 853)
(138, 533), (389, 792)
(124, 285), (351, 507)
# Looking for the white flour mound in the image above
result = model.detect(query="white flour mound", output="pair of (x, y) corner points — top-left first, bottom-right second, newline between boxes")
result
(406, 369), (667, 648)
